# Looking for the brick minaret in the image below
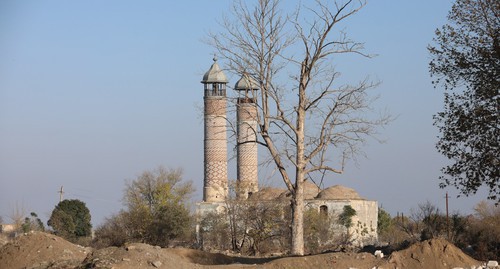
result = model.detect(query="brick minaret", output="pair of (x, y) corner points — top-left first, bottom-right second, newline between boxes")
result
(201, 58), (228, 202)
(235, 74), (259, 199)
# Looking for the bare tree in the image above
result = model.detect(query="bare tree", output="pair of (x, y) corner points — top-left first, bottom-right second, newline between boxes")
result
(209, 0), (390, 255)
(9, 202), (27, 232)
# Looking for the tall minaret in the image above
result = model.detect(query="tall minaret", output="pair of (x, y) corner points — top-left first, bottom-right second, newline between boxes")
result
(235, 74), (259, 199)
(201, 58), (228, 202)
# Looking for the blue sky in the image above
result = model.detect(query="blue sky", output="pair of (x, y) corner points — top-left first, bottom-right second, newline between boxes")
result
(0, 0), (490, 226)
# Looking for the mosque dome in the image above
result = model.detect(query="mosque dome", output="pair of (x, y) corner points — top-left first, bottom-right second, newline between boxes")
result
(201, 57), (228, 84)
(276, 181), (321, 200)
(303, 181), (321, 199)
(249, 187), (287, 201)
(316, 185), (363, 200)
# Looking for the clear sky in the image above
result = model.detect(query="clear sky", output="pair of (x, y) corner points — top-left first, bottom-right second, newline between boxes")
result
(0, 0), (490, 227)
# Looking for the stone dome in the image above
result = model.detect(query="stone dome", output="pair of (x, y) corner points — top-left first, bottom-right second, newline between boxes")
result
(249, 187), (287, 201)
(316, 185), (363, 200)
(201, 57), (228, 84)
(235, 74), (259, 91)
(277, 181), (321, 200)
(303, 181), (321, 199)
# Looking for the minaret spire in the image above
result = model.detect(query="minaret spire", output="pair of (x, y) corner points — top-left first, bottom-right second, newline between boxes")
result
(235, 73), (259, 199)
(201, 58), (228, 202)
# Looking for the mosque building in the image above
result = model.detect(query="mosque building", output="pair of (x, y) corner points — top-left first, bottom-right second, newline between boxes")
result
(197, 58), (378, 247)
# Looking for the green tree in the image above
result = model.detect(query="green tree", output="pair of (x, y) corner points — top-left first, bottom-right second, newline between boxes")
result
(338, 205), (356, 229)
(377, 207), (392, 236)
(48, 199), (92, 239)
(92, 211), (130, 248)
(428, 0), (499, 202)
(123, 166), (194, 246)
(21, 212), (45, 233)
(209, 0), (390, 255)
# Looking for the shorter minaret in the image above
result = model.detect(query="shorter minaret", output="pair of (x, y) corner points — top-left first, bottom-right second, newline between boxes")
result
(201, 58), (228, 202)
(235, 74), (259, 199)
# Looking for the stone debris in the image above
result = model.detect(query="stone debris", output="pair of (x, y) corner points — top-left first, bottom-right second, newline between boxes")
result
(487, 261), (499, 268)
(151, 260), (162, 267)
(374, 250), (384, 258)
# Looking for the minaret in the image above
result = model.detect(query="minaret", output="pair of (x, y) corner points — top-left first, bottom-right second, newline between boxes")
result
(201, 57), (228, 202)
(235, 74), (259, 199)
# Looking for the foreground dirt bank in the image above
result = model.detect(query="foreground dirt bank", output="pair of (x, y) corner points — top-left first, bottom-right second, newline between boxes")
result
(0, 232), (485, 269)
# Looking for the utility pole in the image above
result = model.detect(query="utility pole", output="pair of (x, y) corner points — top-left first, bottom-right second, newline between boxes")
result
(58, 186), (64, 202)
(446, 192), (449, 240)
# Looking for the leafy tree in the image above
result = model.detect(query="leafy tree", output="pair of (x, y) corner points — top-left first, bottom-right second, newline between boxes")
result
(377, 207), (392, 236)
(92, 211), (130, 248)
(48, 199), (92, 239)
(428, 0), (499, 202)
(21, 212), (45, 233)
(209, 0), (389, 255)
(123, 166), (194, 246)
(338, 205), (356, 229)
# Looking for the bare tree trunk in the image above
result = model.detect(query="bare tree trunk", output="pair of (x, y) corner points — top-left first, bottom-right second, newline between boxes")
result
(291, 178), (305, 255)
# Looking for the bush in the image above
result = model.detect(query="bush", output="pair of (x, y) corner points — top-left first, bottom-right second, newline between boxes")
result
(93, 166), (194, 248)
(48, 199), (92, 241)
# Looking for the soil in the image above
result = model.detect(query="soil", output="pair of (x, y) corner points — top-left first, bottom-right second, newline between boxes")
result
(0, 232), (488, 269)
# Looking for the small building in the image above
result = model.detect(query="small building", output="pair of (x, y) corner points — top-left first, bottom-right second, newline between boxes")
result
(0, 224), (16, 233)
(247, 182), (378, 247)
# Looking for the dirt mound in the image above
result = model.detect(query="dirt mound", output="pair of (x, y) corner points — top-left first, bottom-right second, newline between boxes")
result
(0, 232), (90, 269)
(389, 238), (481, 269)
(265, 252), (387, 269)
(81, 243), (196, 269)
(0, 232), (486, 269)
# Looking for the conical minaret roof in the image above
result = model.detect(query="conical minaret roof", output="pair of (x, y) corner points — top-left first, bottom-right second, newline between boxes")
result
(201, 57), (228, 84)
(235, 73), (259, 91)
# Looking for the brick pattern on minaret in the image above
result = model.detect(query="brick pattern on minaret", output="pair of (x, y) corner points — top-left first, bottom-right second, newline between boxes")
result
(237, 100), (258, 199)
(234, 74), (260, 200)
(204, 97), (228, 202)
(201, 58), (228, 202)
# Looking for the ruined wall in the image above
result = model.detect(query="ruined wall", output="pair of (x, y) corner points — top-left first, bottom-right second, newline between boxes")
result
(306, 199), (378, 246)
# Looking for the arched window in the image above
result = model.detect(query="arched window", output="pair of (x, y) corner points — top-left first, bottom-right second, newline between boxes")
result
(320, 205), (328, 217)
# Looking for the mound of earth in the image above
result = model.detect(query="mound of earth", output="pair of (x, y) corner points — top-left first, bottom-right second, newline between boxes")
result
(0, 232), (486, 269)
(0, 232), (90, 269)
(388, 238), (481, 269)
(82, 243), (196, 269)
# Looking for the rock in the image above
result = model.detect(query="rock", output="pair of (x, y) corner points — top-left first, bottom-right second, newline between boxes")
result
(374, 250), (384, 258)
(487, 261), (498, 268)
(151, 260), (162, 268)
(122, 258), (131, 262)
